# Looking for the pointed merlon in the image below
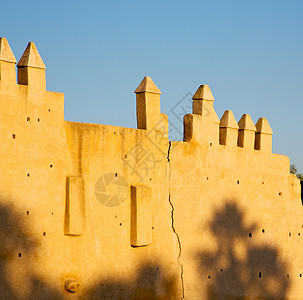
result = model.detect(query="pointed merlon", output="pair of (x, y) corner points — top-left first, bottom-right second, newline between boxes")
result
(0, 37), (17, 63)
(238, 114), (256, 131)
(192, 85), (214, 101)
(220, 110), (239, 129)
(255, 118), (273, 135)
(134, 76), (161, 94)
(17, 42), (46, 69)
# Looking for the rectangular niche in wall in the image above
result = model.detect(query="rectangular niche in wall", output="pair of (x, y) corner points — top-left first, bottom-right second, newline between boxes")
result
(131, 185), (152, 247)
(65, 176), (85, 236)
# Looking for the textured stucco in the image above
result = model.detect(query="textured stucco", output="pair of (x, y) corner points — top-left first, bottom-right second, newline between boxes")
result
(0, 38), (301, 299)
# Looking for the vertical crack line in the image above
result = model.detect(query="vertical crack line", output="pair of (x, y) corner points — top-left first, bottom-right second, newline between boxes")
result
(169, 193), (185, 299)
(167, 141), (184, 298)
(167, 141), (171, 163)
(164, 141), (171, 182)
(167, 141), (172, 181)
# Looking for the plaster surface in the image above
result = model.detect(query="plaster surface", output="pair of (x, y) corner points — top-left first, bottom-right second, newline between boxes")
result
(0, 37), (301, 299)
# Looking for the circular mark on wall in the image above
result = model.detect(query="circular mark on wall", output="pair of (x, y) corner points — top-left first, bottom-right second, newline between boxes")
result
(94, 173), (128, 207)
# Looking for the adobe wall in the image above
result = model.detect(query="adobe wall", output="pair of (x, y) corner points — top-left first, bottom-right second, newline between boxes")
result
(0, 37), (301, 299)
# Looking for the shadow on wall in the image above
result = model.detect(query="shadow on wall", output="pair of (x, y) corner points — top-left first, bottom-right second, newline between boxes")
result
(0, 200), (178, 299)
(196, 201), (290, 300)
(0, 201), (62, 300)
(84, 263), (178, 300)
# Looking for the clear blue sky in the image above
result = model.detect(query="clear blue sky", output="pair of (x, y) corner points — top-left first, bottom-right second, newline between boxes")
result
(1, 0), (303, 172)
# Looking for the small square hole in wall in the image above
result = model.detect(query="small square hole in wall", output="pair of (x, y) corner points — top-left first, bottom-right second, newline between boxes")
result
(18, 253), (21, 258)
(43, 232), (46, 236)
(279, 192), (282, 196)
(299, 233), (301, 236)
(259, 272), (262, 278)
(237, 180), (240, 184)
(208, 276), (211, 279)
(300, 274), (302, 278)
(249, 233), (252, 238)
(289, 232), (291, 237)
(287, 274), (289, 278)
(37, 118), (40, 122)
(262, 229), (265, 233)
(26, 211), (29, 215)
(210, 143), (212, 147)
(27, 117), (30, 122)
(12, 134), (16, 139)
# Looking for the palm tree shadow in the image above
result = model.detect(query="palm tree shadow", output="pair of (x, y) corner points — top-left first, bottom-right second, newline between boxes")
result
(0, 201), (62, 299)
(84, 262), (178, 300)
(0, 200), (178, 299)
(197, 201), (290, 299)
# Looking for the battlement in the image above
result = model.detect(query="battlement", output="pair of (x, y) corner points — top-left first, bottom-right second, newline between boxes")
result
(0, 37), (274, 155)
(0, 37), (301, 300)
(135, 75), (273, 154)
(0, 38), (46, 90)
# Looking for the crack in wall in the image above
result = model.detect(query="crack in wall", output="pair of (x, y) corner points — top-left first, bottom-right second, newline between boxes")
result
(169, 193), (185, 299)
(167, 141), (185, 299)
(167, 141), (171, 163)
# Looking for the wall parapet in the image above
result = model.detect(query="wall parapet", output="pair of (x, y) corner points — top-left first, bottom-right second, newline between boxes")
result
(181, 83), (274, 153)
(0, 36), (300, 300)
(0, 38), (46, 91)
